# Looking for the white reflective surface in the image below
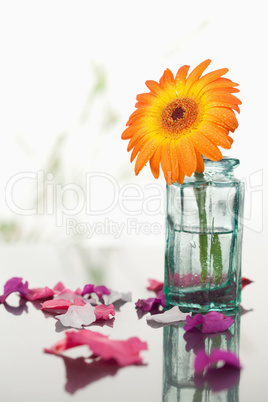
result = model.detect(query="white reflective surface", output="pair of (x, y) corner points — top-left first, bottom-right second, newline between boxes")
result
(0, 243), (267, 402)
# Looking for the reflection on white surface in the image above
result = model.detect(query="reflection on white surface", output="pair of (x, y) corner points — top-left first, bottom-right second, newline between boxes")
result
(0, 243), (268, 401)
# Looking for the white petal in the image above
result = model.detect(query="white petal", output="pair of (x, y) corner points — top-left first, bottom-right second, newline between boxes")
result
(56, 304), (96, 329)
(146, 307), (190, 326)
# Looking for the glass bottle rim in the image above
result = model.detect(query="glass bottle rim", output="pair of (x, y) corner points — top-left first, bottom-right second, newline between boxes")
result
(203, 157), (240, 171)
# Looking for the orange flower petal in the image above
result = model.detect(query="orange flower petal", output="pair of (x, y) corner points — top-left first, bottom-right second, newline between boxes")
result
(145, 80), (163, 95)
(184, 59), (211, 93)
(169, 140), (179, 182)
(201, 128), (233, 150)
(175, 65), (190, 85)
(159, 68), (175, 89)
(195, 150), (205, 173)
(203, 91), (242, 106)
(160, 141), (172, 184)
(191, 132), (222, 161)
(177, 160), (186, 184)
(136, 93), (156, 106)
(121, 125), (140, 140)
(177, 137), (197, 177)
(127, 129), (149, 152)
(198, 78), (239, 96)
(205, 108), (238, 132)
(194, 68), (229, 91)
(150, 147), (162, 179)
(130, 135), (151, 162)
(135, 137), (163, 175)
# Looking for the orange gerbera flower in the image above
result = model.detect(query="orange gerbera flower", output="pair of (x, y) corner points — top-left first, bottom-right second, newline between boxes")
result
(121, 59), (241, 184)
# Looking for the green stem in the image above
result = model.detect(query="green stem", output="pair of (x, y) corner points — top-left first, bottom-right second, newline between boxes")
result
(194, 175), (208, 283)
(211, 233), (223, 283)
(194, 173), (223, 285)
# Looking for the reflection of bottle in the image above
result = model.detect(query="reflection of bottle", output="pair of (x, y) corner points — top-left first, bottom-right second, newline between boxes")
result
(162, 310), (240, 401)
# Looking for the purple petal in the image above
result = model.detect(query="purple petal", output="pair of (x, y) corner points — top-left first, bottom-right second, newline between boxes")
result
(210, 349), (241, 369)
(135, 297), (161, 312)
(202, 312), (234, 334)
(194, 348), (241, 374)
(0, 277), (29, 303)
(94, 286), (110, 299)
(157, 290), (166, 308)
(81, 284), (95, 296)
(183, 314), (204, 332)
(204, 365), (241, 392)
(194, 350), (211, 373)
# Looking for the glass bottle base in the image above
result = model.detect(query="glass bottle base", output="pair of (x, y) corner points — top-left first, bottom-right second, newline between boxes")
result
(164, 284), (241, 313)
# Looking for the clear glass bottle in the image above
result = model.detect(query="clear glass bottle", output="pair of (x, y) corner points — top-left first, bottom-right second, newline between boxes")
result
(164, 157), (245, 312)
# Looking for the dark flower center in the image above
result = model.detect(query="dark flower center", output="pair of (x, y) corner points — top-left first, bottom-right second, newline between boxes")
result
(171, 107), (184, 121)
(161, 98), (198, 137)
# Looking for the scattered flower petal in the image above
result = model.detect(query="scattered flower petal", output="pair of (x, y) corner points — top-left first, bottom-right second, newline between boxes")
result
(146, 306), (190, 327)
(81, 284), (110, 299)
(194, 348), (241, 374)
(103, 290), (132, 306)
(94, 286), (110, 298)
(135, 297), (162, 312)
(94, 304), (115, 320)
(157, 290), (166, 307)
(73, 298), (86, 307)
(53, 282), (66, 293)
(146, 279), (164, 293)
(81, 284), (94, 296)
(56, 304), (96, 329)
(196, 364), (241, 392)
(45, 329), (148, 367)
(24, 287), (55, 301)
(42, 299), (73, 313)
(242, 277), (253, 290)
(0, 277), (29, 303)
(135, 289), (166, 312)
(184, 328), (232, 354)
(184, 311), (234, 334)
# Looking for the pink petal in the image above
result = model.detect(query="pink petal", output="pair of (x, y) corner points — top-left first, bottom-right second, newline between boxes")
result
(242, 277), (253, 290)
(25, 287), (55, 301)
(0, 277), (29, 303)
(146, 279), (164, 292)
(73, 298), (86, 307)
(41, 299), (72, 313)
(44, 338), (68, 354)
(45, 329), (148, 366)
(95, 304), (115, 320)
(53, 282), (66, 293)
